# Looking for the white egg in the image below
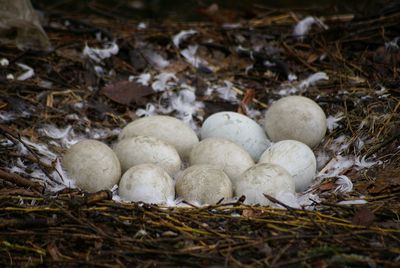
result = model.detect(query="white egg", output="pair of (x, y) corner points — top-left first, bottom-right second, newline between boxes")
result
(119, 164), (175, 204)
(119, 115), (199, 159)
(62, 139), (121, 192)
(259, 140), (316, 192)
(235, 163), (295, 206)
(175, 165), (232, 205)
(114, 136), (181, 176)
(200, 111), (271, 161)
(264, 96), (327, 148)
(189, 138), (254, 189)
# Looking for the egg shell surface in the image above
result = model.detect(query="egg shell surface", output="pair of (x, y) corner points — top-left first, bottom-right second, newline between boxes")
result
(119, 115), (199, 159)
(263, 96), (327, 148)
(235, 163), (295, 206)
(118, 164), (175, 204)
(200, 111), (271, 161)
(175, 164), (232, 205)
(114, 136), (181, 176)
(62, 139), (121, 192)
(189, 137), (254, 189)
(259, 140), (317, 192)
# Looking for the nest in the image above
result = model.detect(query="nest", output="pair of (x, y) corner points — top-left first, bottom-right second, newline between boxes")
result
(0, 1), (399, 266)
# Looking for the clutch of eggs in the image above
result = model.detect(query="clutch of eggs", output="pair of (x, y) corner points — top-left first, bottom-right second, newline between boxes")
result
(62, 96), (327, 206)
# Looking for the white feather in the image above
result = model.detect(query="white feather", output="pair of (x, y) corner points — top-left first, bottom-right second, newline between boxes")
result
(293, 16), (328, 39)
(82, 42), (119, 63)
(172, 29), (197, 47)
(136, 103), (157, 117)
(334, 175), (353, 193)
(318, 155), (354, 178)
(298, 72), (329, 89)
(327, 112), (344, 132)
(354, 155), (382, 170)
(0, 58), (9, 66)
(180, 45), (213, 70)
(142, 50), (170, 69)
(16, 63), (34, 81)
(337, 199), (367, 205)
(151, 72), (177, 92)
(215, 80), (238, 103)
(137, 73), (151, 86)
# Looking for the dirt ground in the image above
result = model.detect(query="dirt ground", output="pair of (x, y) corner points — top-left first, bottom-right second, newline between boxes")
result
(0, 1), (399, 267)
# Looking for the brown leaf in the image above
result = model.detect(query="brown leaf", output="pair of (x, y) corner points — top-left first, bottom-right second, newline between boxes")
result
(318, 181), (335, 191)
(242, 208), (262, 218)
(352, 206), (375, 226)
(47, 241), (62, 261)
(198, 4), (238, 24)
(101, 80), (154, 105)
(307, 53), (320, 64)
(312, 260), (328, 268)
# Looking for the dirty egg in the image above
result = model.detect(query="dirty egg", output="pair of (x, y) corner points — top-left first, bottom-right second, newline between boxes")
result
(175, 164), (232, 205)
(114, 136), (181, 176)
(119, 115), (199, 159)
(118, 164), (174, 204)
(62, 139), (121, 192)
(189, 137), (254, 189)
(235, 163), (295, 206)
(264, 96), (327, 148)
(259, 140), (317, 192)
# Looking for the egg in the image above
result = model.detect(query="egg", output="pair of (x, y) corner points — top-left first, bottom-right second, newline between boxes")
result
(189, 138), (254, 189)
(175, 165), (232, 205)
(62, 139), (121, 192)
(259, 140), (316, 192)
(118, 164), (174, 204)
(119, 115), (199, 159)
(235, 163), (295, 206)
(263, 96), (327, 148)
(200, 111), (271, 161)
(113, 136), (181, 176)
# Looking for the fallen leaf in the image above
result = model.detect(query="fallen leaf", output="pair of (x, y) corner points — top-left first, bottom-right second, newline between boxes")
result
(47, 241), (62, 261)
(318, 181), (335, 191)
(101, 80), (154, 105)
(242, 208), (262, 218)
(312, 260), (328, 268)
(198, 3), (239, 24)
(307, 52), (320, 64)
(352, 206), (375, 226)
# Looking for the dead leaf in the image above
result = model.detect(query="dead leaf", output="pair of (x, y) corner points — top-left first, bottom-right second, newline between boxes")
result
(198, 4), (238, 24)
(47, 241), (62, 261)
(312, 260), (328, 268)
(238, 88), (255, 114)
(352, 206), (375, 226)
(318, 181), (335, 191)
(242, 208), (262, 218)
(307, 53), (320, 64)
(101, 80), (154, 105)
(55, 48), (83, 64)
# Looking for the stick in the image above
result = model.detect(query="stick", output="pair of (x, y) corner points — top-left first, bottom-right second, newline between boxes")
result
(0, 169), (44, 193)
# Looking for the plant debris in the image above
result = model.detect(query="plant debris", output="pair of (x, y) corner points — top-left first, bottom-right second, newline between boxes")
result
(0, 1), (399, 266)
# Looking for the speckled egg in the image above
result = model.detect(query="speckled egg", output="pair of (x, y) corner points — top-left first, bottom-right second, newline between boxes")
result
(62, 139), (121, 192)
(119, 164), (174, 204)
(235, 163), (295, 206)
(175, 165), (232, 205)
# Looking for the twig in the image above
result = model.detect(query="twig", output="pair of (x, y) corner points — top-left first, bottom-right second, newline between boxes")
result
(0, 169), (44, 193)
(0, 125), (60, 186)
